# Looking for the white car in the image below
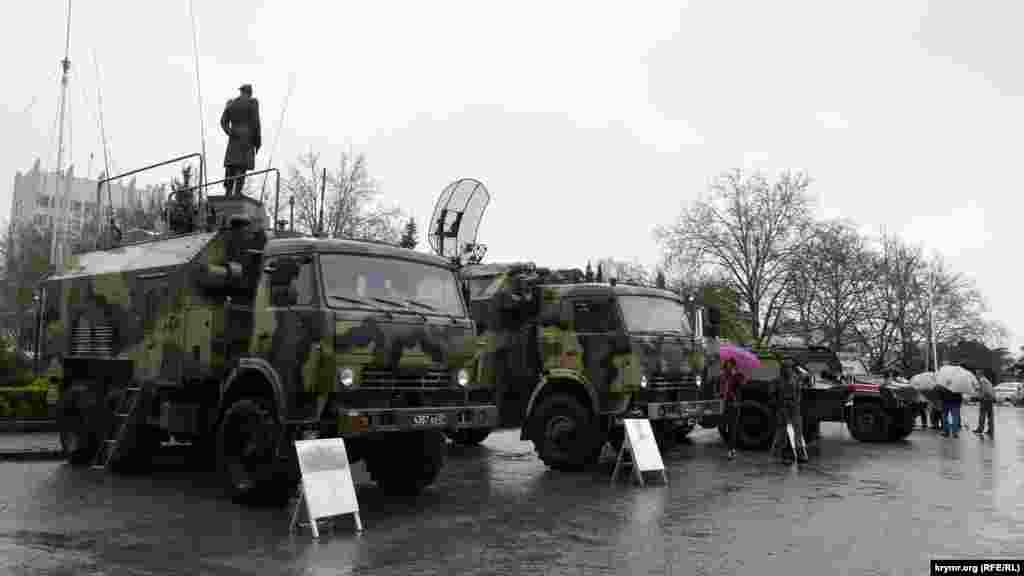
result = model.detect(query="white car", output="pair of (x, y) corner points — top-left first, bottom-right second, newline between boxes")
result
(993, 382), (1022, 405)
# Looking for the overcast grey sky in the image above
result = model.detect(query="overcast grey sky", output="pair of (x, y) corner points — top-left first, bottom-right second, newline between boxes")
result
(2, 1), (1021, 350)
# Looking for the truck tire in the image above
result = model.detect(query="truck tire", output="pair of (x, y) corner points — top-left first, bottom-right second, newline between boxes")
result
(58, 385), (98, 466)
(216, 398), (288, 504)
(532, 392), (601, 471)
(887, 407), (915, 441)
(450, 428), (492, 446)
(733, 400), (774, 451)
(367, 431), (447, 495)
(847, 402), (889, 442)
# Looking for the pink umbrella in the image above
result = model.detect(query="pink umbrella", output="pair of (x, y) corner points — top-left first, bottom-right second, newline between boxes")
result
(719, 344), (761, 376)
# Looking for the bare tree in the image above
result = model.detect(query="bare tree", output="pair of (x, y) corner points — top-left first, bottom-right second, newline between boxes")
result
(655, 168), (814, 345)
(283, 151), (404, 242)
(851, 233), (927, 371)
(785, 219), (877, 352)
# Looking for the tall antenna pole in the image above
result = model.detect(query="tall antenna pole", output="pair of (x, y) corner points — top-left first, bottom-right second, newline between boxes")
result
(49, 0), (72, 272)
(92, 49), (112, 244)
(260, 73), (296, 204)
(188, 0), (208, 198)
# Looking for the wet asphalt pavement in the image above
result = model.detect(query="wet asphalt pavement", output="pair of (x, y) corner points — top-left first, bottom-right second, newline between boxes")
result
(1, 405), (1022, 575)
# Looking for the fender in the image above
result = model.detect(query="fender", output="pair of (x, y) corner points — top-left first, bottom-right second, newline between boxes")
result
(219, 357), (287, 422)
(520, 369), (600, 441)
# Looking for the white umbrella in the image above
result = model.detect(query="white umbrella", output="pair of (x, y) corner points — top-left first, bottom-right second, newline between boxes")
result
(909, 371), (937, 391)
(935, 365), (977, 396)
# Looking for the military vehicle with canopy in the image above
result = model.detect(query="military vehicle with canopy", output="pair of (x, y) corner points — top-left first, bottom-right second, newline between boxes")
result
(428, 179), (722, 470)
(41, 154), (497, 503)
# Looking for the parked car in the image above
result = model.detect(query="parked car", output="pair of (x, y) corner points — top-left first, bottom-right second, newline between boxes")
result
(993, 382), (1022, 405)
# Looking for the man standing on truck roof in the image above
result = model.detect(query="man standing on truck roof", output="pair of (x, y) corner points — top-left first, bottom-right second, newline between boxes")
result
(220, 83), (261, 197)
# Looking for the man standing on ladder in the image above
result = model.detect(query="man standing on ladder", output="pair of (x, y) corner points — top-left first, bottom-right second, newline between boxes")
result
(220, 83), (261, 197)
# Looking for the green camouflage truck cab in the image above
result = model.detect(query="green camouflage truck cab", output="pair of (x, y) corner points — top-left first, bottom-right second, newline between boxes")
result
(457, 263), (722, 471)
(43, 158), (496, 503)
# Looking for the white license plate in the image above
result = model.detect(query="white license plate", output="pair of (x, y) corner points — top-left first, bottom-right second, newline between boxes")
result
(412, 413), (447, 427)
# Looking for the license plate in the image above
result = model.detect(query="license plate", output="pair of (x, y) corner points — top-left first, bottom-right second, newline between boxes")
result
(412, 413), (447, 427)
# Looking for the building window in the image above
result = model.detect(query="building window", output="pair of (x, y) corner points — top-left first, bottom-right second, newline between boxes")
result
(37, 196), (50, 208)
(72, 201), (82, 210)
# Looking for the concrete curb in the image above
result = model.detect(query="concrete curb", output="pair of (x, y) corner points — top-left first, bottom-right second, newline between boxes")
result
(0, 449), (63, 461)
(0, 419), (57, 434)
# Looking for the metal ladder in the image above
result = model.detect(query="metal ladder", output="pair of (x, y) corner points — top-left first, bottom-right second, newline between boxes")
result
(92, 386), (142, 470)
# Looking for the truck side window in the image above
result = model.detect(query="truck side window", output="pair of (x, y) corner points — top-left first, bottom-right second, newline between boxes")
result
(572, 299), (617, 333)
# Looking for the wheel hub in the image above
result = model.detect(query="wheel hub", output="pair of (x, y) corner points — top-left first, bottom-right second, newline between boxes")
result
(546, 415), (577, 450)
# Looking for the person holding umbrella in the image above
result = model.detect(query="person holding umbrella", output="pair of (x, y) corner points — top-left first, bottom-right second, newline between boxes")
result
(720, 357), (745, 459)
(936, 363), (974, 438)
(771, 358), (809, 464)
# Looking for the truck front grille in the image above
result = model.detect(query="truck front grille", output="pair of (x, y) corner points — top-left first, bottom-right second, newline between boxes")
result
(360, 368), (451, 390)
(647, 373), (700, 389)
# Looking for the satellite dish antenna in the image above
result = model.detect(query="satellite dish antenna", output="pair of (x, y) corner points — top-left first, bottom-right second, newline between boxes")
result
(428, 178), (490, 266)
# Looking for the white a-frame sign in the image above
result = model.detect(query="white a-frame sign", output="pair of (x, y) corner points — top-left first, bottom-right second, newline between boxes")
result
(290, 438), (363, 538)
(611, 418), (668, 486)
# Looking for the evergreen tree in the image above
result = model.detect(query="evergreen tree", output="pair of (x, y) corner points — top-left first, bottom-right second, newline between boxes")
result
(399, 217), (418, 249)
(596, 263), (604, 283)
(585, 261), (594, 282)
(655, 269), (667, 289)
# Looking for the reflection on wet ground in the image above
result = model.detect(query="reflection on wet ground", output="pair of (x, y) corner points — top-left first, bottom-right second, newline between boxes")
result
(2, 405), (1023, 575)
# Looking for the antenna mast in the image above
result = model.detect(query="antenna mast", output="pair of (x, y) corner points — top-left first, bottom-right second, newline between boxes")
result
(49, 0), (72, 272)
(188, 0), (208, 198)
(92, 49), (113, 243)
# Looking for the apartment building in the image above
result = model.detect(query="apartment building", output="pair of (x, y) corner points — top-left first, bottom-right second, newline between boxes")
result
(9, 159), (157, 250)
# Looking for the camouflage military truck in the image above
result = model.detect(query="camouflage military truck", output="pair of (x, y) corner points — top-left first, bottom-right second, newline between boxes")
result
(453, 263), (722, 470)
(41, 156), (497, 503)
(715, 345), (925, 450)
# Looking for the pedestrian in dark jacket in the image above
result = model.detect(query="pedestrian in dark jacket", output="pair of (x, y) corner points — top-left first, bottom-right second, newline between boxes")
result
(771, 359), (809, 463)
(720, 358), (745, 459)
(973, 369), (995, 437)
(220, 83), (261, 197)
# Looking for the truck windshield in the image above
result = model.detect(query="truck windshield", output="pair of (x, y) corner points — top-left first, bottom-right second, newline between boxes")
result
(618, 296), (693, 335)
(320, 254), (466, 317)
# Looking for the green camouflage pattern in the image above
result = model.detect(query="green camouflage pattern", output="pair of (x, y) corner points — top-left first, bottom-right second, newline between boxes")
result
(461, 264), (714, 421)
(41, 226), (487, 426)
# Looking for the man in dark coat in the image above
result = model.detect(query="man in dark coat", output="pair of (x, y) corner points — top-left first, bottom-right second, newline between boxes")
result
(771, 358), (809, 463)
(220, 84), (261, 196)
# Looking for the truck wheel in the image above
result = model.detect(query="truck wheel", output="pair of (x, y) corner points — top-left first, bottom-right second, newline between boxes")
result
(450, 428), (492, 446)
(367, 431), (447, 495)
(58, 386), (98, 466)
(847, 402), (889, 442)
(735, 400), (775, 451)
(532, 392), (601, 471)
(216, 398), (287, 504)
(887, 407), (915, 441)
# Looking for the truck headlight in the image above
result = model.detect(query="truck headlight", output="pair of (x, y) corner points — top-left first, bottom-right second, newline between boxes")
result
(695, 374), (702, 389)
(337, 367), (355, 388)
(640, 374), (649, 389)
(457, 369), (470, 387)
